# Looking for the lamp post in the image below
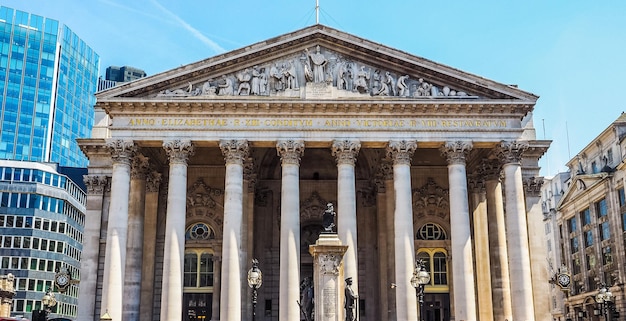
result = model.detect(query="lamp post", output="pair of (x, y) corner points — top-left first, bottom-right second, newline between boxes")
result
(41, 287), (57, 321)
(595, 283), (613, 321)
(100, 310), (113, 321)
(247, 259), (263, 321)
(411, 259), (431, 321)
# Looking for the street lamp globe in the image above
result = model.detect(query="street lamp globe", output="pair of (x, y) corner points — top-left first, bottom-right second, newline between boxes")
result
(247, 259), (263, 288)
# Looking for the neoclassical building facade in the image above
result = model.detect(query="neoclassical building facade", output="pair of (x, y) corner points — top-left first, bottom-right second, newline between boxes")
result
(77, 25), (551, 321)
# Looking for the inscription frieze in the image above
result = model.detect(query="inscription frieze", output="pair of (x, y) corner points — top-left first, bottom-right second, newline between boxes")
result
(119, 116), (512, 130)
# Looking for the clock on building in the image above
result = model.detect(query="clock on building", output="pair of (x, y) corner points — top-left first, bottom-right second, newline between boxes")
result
(557, 272), (571, 289)
(54, 267), (71, 292)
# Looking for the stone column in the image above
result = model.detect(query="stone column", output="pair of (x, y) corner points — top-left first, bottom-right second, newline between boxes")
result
(242, 157), (257, 319)
(331, 140), (361, 294)
(140, 171), (161, 321)
(123, 154), (149, 321)
(468, 172), (493, 321)
(219, 140), (249, 321)
(524, 177), (552, 321)
(386, 140), (418, 321)
(482, 160), (513, 321)
(77, 175), (108, 321)
(101, 139), (135, 321)
(211, 255), (222, 321)
(276, 140), (305, 321)
(440, 141), (477, 321)
(374, 157), (394, 321)
(496, 140), (535, 321)
(160, 140), (194, 321)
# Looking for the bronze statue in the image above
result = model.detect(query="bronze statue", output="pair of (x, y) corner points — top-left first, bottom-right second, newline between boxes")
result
(322, 202), (336, 233)
(345, 277), (357, 321)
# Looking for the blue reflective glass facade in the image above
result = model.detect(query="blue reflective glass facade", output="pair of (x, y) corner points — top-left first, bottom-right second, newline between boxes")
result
(0, 6), (99, 168)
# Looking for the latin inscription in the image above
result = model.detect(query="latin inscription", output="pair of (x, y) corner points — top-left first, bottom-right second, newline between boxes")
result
(323, 287), (336, 316)
(123, 117), (510, 130)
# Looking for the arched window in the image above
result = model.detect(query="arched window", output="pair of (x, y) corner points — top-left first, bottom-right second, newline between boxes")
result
(185, 222), (216, 241)
(416, 223), (447, 240)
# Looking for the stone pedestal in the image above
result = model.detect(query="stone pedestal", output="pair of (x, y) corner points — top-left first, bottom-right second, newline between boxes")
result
(309, 234), (348, 321)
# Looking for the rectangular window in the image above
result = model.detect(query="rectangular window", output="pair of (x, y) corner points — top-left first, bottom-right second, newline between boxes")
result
(568, 217), (577, 233)
(619, 188), (626, 207)
(573, 257), (581, 275)
(603, 246), (612, 265)
(581, 208), (591, 225)
(600, 221), (610, 240)
(570, 237), (579, 253)
(592, 161), (598, 173)
(584, 230), (593, 247)
(596, 198), (608, 217)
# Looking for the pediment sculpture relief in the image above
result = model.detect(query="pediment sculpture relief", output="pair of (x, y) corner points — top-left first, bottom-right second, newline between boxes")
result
(155, 46), (478, 99)
(413, 178), (450, 220)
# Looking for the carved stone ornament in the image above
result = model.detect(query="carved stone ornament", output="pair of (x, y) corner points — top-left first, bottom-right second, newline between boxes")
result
(467, 174), (486, 194)
(440, 141), (473, 165)
(219, 140), (249, 165)
(331, 140), (361, 165)
(152, 46), (477, 100)
(300, 192), (333, 224)
(243, 157), (257, 192)
(386, 140), (417, 166)
(106, 139), (136, 165)
(496, 140), (529, 165)
(319, 253), (342, 275)
(413, 178), (449, 220)
(276, 140), (305, 165)
(83, 175), (109, 194)
(146, 171), (162, 193)
(163, 140), (195, 164)
(480, 159), (502, 181)
(374, 155), (394, 192)
(130, 154), (150, 180)
(186, 178), (224, 229)
(523, 176), (544, 197)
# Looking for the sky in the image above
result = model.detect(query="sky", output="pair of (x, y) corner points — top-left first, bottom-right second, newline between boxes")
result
(3, 0), (625, 177)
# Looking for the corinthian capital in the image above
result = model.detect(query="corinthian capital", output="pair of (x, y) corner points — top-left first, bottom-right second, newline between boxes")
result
(496, 140), (529, 165)
(276, 140), (305, 165)
(331, 140), (361, 166)
(523, 176), (544, 197)
(440, 141), (473, 165)
(83, 175), (109, 194)
(131, 154), (150, 179)
(219, 140), (249, 165)
(163, 140), (195, 164)
(106, 139), (136, 165)
(480, 159), (502, 181)
(386, 140), (417, 165)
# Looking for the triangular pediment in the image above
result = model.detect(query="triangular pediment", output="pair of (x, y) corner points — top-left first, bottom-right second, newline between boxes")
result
(97, 24), (537, 104)
(557, 173), (611, 209)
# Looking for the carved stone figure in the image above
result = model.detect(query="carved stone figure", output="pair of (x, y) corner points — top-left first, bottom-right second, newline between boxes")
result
(202, 80), (216, 95)
(259, 70), (267, 95)
(284, 60), (299, 90)
(345, 277), (357, 321)
(375, 72), (391, 96)
(237, 69), (251, 95)
(372, 69), (381, 93)
(270, 63), (284, 91)
(299, 277), (314, 321)
(397, 75), (409, 97)
(250, 66), (261, 95)
(385, 72), (396, 96)
(305, 45), (328, 83)
(414, 78), (432, 97)
(218, 75), (233, 96)
(322, 202), (336, 233)
(354, 66), (370, 94)
(337, 62), (348, 90)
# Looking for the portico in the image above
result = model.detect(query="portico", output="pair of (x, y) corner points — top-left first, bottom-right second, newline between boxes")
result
(77, 24), (551, 321)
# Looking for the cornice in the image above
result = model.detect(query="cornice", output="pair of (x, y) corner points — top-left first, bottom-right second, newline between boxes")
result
(98, 99), (533, 117)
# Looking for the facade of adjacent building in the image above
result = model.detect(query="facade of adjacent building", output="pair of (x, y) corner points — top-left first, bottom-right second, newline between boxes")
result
(78, 24), (551, 321)
(0, 6), (99, 168)
(0, 6), (96, 320)
(0, 160), (86, 320)
(545, 113), (626, 320)
(98, 66), (147, 92)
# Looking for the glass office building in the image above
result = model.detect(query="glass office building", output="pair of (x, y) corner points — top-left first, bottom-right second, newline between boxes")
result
(0, 6), (99, 168)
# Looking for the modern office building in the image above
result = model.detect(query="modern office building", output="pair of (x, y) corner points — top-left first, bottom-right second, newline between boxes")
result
(105, 66), (146, 83)
(545, 113), (626, 320)
(0, 5), (99, 168)
(79, 24), (551, 321)
(0, 6), (96, 320)
(0, 160), (86, 320)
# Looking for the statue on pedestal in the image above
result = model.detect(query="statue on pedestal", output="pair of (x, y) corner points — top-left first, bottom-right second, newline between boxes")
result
(322, 202), (336, 233)
(345, 277), (357, 321)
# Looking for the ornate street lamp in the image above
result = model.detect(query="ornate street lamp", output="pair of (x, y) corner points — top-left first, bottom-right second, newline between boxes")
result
(247, 259), (263, 321)
(100, 310), (113, 321)
(595, 283), (613, 321)
(41, 288), (57, 321)
(411, 259), (431, 321)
